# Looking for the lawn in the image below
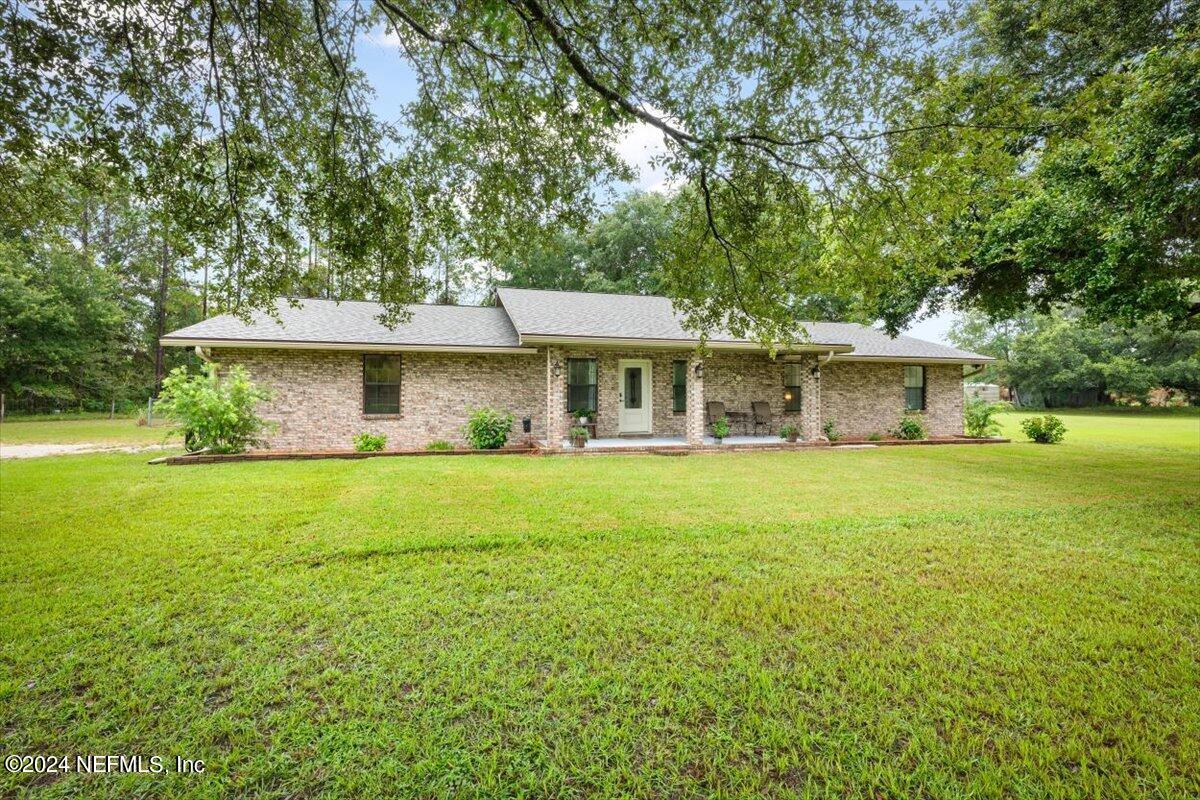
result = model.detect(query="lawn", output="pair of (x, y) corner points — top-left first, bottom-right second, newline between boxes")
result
(1, 411), (1197, 798)
(0, 416), (175, 447)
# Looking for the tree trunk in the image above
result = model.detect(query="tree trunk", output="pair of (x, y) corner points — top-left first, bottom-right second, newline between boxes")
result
(154, 236), (170, 395)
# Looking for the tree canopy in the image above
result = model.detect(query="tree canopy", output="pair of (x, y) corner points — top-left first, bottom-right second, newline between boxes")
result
(2, 0), (1197, 341)
(949, 309), (1200, 407)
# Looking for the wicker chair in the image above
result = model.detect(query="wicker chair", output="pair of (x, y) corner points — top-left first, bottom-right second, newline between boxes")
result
(751, 401), (773, 436)
(705, 401), (726, 434)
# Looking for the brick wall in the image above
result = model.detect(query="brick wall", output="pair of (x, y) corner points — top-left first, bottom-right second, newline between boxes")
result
(211, 348), (546, 450)
(210, 346), (966, 450)
(820, 361), (964, 438)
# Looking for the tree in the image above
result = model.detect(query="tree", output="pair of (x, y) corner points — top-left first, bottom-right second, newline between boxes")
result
(0, 239), (128, 411)
(861, 0), (1199, 332)
(2, 0), (977, 338)
(497, 192), (669, 295)
(949, 309), (1200, 406)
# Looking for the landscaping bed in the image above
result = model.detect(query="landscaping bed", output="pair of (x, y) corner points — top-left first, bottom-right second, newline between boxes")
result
(149, 436), (1008, 464)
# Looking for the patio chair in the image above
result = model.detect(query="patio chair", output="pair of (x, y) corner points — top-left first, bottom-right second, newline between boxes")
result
(705, 401), (726, 434)
(751, 401), (773, 436)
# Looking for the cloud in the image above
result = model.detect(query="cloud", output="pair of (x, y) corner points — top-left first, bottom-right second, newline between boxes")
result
(613, 109), (676, 192)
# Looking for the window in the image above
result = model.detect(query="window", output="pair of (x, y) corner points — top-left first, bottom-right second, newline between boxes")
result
(672, 360), (687, 412)
(566, 358), (597, 414)
(783, 363), (803, 412)
(904, 365), (926, 411)
(363, 355), (401, 414)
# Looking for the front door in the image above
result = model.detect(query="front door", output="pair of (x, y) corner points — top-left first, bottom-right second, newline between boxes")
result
(617, 359), (652, 434)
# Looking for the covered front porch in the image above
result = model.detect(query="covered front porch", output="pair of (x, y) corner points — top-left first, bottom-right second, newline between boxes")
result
(542, 345), (825, 450)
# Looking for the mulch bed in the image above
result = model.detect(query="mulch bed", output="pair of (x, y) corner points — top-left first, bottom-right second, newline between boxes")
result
(149, 437), (1008, 465)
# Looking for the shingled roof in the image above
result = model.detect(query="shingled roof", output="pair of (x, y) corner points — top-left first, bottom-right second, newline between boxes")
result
(162, 290), (992, 363)
(160, 298), (526, 351)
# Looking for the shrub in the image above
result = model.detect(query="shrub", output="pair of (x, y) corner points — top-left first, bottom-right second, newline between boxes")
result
(569, 425), (589, 440)
(866, 431), (883, 441)
(964, 399), (1008, 438)
(426, 440), (453, 451)
(779, 424), (800, 440)
(711, 416), (730, 439)
(892, 414), (927, 441)
(353, 432), (387, 452)
(822, 419), (841, 441)
(1021, 414), (1067, 444)
(157, 363), (273, 453)
(463, 407), (515, 449)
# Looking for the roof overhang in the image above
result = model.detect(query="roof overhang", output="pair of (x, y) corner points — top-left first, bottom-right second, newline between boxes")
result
(518, 333), (855, 353)
(829, 354), (994, 365)
(159, 337), (538, 354)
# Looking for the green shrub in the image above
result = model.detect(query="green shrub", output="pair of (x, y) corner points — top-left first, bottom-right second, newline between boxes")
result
(892, 414), (927, 441)
(822, 419), (841, 441)
(965, 399), (1008, 438)
(569, 426), (589, 439)
(1021, 414), (1067, 444)
(426, 440), (453, 451)
(157, 363), (273, 453)
(866, 431), (883, 441)
(463, 407), (515, 449)
(779, 424), (800, 440)
(353, 432), (387, 452)
(711, 416), (730, 439)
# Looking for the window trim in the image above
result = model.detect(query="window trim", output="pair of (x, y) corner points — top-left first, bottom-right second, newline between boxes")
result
(783, 362), (803, 412)
(904, 365), (926, 412)
(566, 357), (598, 414)
(362, 354), (402, 416)
(672, 360), (687, 413)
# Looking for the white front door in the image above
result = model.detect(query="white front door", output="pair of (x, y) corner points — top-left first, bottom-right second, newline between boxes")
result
(617, 359), (652, 434)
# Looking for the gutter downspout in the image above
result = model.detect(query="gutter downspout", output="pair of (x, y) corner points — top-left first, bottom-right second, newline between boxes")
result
(194, 346), (212, 363)
(963, 364), (985, 379)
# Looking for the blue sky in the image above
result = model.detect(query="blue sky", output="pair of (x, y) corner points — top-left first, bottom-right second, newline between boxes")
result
(355, 33), (960, 345)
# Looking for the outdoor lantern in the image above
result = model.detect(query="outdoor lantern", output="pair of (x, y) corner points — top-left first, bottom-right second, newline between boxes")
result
(694, 362), (704, 378)
(810, 364), (821, 377)
(783, 390), (793, 403)
(522, 417), (532, 434)
(552, 360), (562, 377)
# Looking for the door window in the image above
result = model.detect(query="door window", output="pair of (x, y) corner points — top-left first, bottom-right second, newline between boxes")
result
(624, 367), (642, 408)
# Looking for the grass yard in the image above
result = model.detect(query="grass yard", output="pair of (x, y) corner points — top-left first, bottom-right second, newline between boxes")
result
(0, 416), (175, 447)
(1, 411), (1197, 798)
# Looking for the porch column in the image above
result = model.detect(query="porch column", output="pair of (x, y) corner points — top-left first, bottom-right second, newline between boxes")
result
(685, 353), (706, 446)
(545, 347), (568, 449)
(801, 353), (823, 440)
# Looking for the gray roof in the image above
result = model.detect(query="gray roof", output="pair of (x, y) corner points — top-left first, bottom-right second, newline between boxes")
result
(496, 288), (991, 361)
(161, 298), (523, 349)
(162, 290), (991, 362)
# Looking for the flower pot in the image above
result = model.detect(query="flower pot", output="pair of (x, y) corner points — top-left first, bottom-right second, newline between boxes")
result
(785, 432), (798, 443)
(570, 436), (587, 449)
(713, 437), (723, 445)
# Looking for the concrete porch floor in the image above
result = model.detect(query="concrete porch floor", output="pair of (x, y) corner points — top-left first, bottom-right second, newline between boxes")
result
(559, 435), (788, 449)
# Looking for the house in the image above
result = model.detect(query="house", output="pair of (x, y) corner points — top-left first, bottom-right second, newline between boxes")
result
(160, 288), (993, 450)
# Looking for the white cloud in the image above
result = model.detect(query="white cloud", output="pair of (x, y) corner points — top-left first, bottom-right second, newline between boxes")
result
(613, 109), (676, 192)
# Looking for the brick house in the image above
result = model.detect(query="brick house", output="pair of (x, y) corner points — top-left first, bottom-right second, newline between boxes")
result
(161, 288), (992, 450)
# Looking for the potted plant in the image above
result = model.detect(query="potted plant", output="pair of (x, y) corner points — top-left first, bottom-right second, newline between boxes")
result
(569, 425), (589, 448)
(779, 424), (799, 443)
(711, 416), (730, 444)
(572, 407), (594, 425)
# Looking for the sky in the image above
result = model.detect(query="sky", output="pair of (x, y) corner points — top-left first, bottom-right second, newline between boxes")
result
(354, 32), (961, 346)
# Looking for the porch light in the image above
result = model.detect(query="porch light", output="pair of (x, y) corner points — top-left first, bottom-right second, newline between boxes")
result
(810, 364), (820, 377)
(552, 360), (562, 377)
(522, 417), (532, 434)
(694, 362), (704, 378)
(783, 390), (793, 402)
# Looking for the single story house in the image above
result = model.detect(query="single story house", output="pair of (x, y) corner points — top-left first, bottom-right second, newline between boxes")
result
(161, 287), (992, 450)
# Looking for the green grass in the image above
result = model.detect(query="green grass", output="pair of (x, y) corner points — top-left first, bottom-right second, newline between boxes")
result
(1, 412), (1197, 798)
(0, 416), (174, 446)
